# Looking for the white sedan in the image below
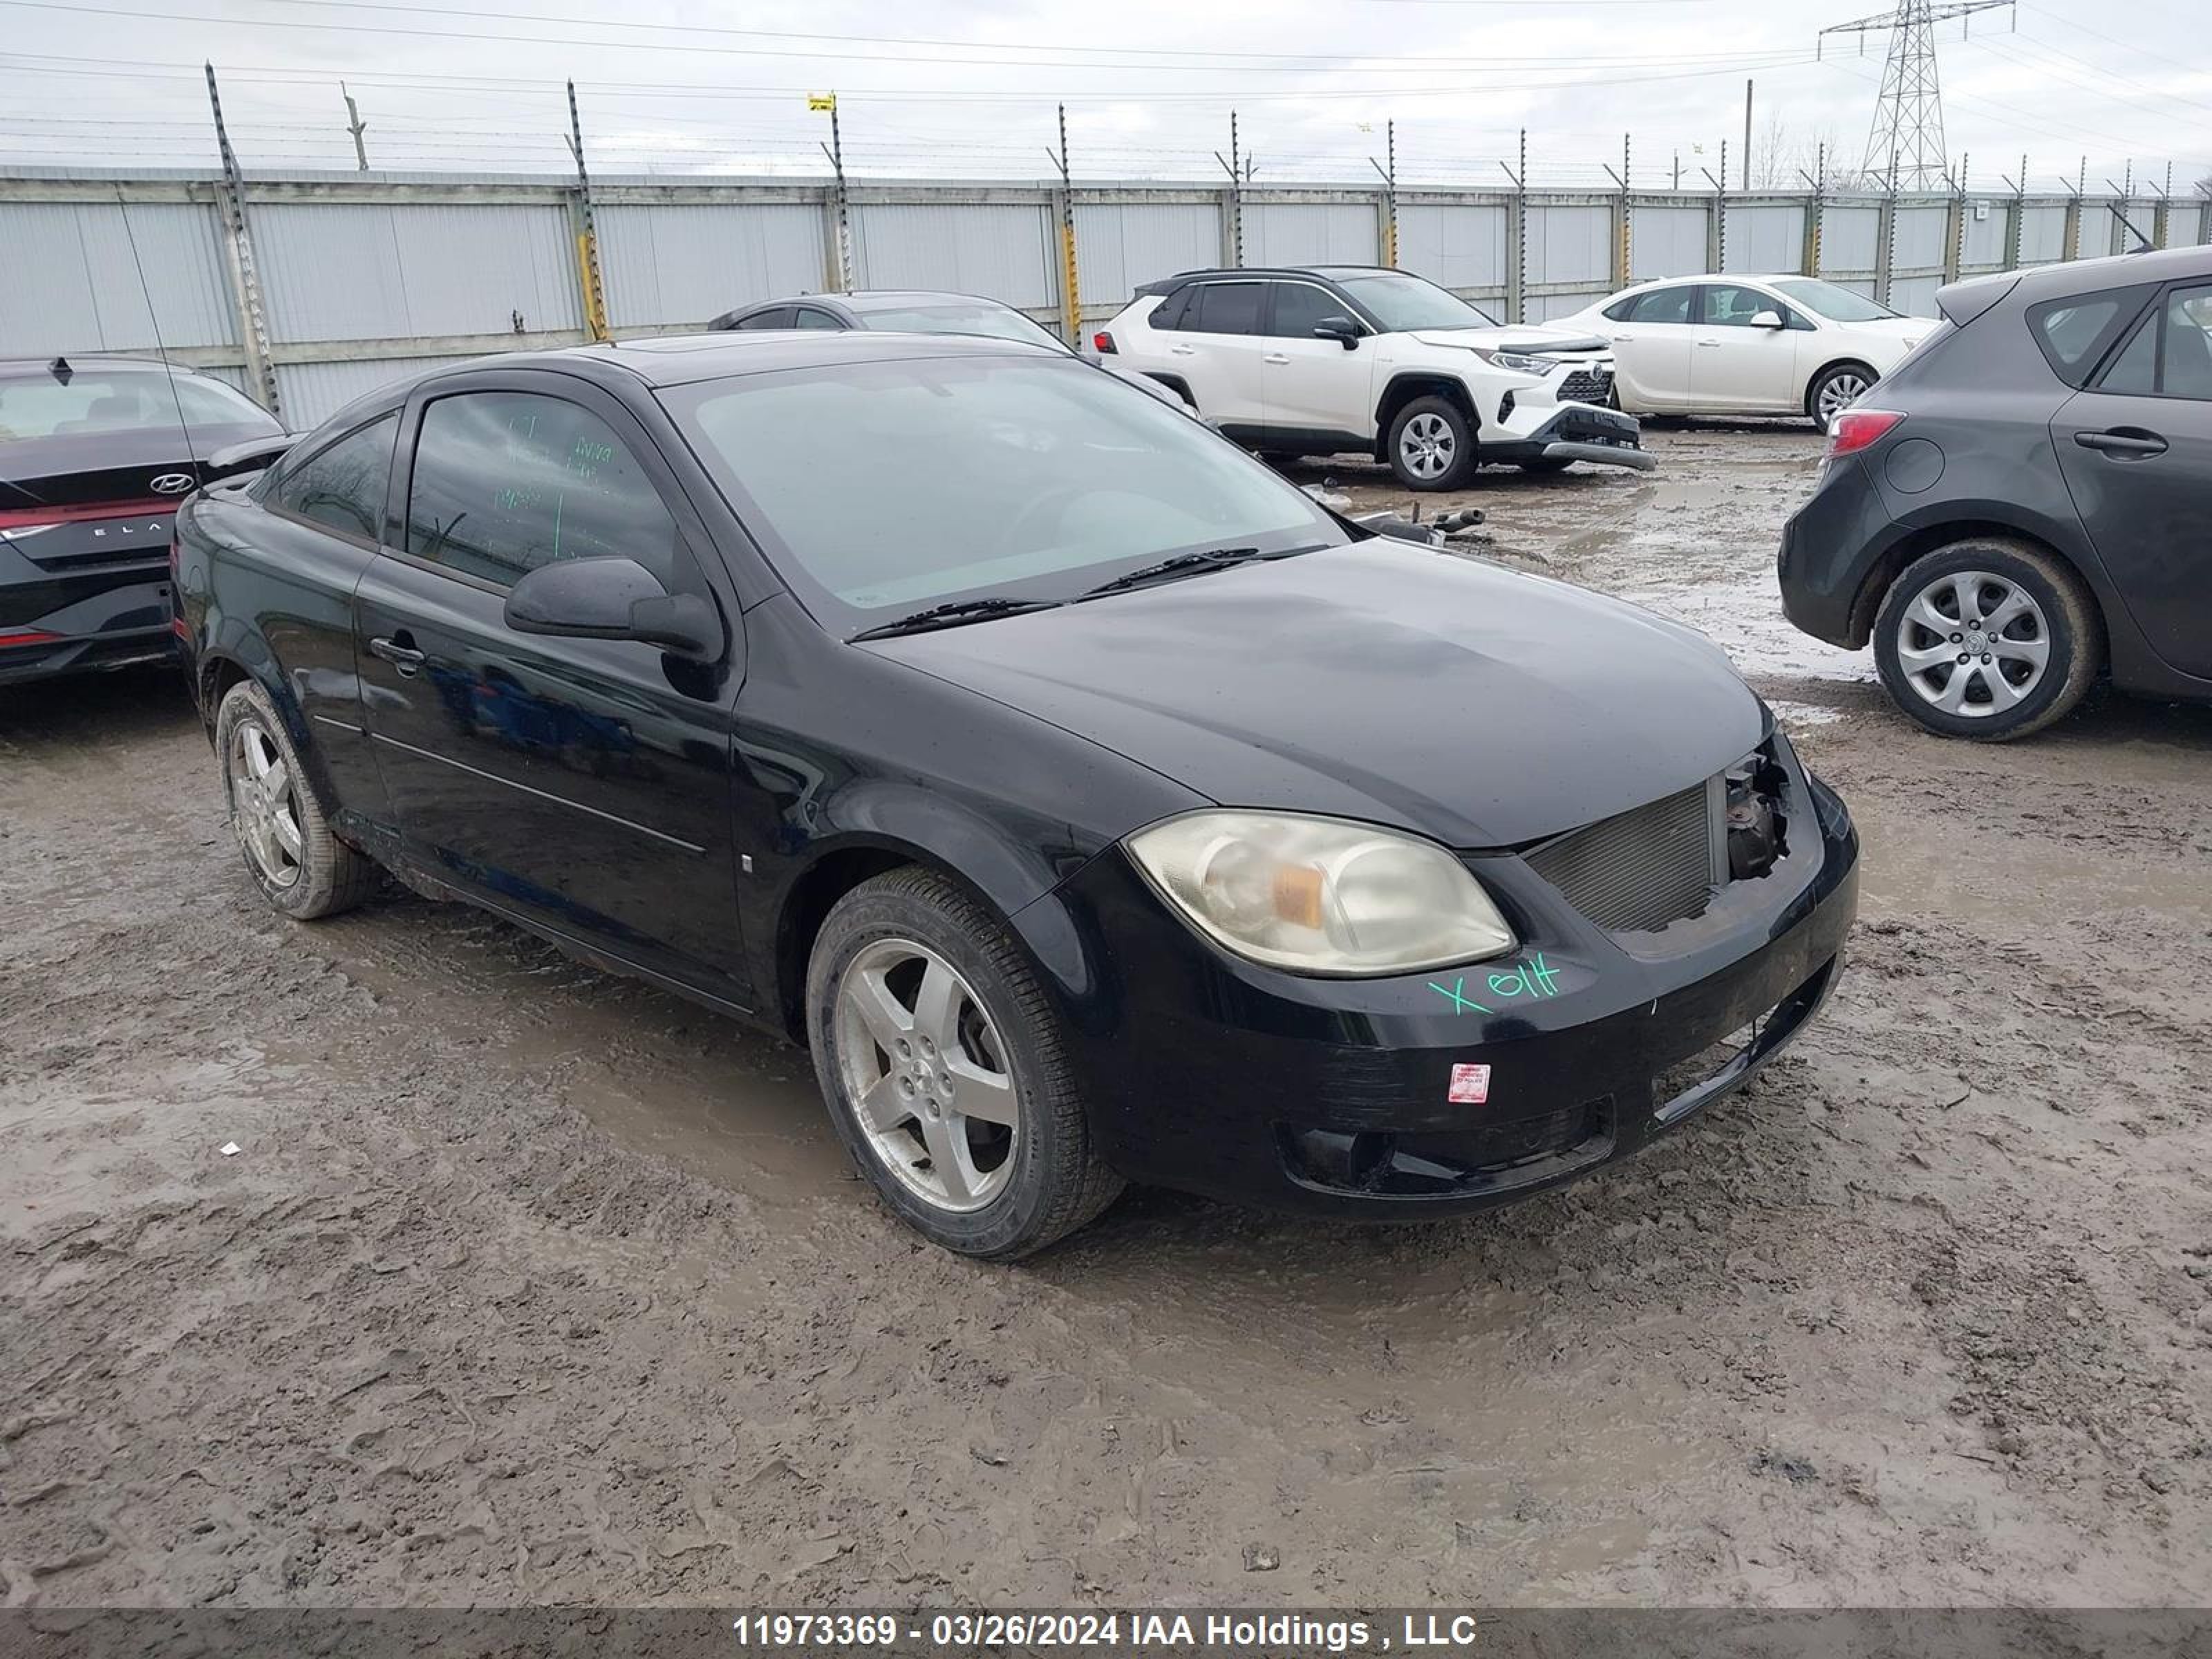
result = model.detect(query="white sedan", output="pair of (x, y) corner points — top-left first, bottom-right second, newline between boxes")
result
(1557, 274), (1931, 432)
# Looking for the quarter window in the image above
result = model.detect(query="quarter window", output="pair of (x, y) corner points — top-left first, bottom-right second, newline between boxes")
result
(403, 392), (681, 589)
(269, 413), (398, 543)
(792, 307), (845, 330)
(733, 308), (794, 330)
(2028, 286), (2155, 387)
(2097, 284), (2212, 401)
(1625, 286), (1696, 325)
(1187, 282), (1265, 337)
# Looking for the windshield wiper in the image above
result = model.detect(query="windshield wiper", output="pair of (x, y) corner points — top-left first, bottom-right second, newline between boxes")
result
(848, 596), (1061, 641)
(1078, 546), (1264, 600)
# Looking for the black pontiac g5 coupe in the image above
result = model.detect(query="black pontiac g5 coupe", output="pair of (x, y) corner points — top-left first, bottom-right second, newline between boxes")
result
(174, 330), (1857, 1257)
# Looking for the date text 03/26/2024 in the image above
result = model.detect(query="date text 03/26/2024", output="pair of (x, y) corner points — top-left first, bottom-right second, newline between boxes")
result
(729, 1613), (1486, 1651)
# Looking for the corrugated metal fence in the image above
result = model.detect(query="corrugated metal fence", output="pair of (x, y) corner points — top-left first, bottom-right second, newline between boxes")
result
(3, 168), (2204, 428)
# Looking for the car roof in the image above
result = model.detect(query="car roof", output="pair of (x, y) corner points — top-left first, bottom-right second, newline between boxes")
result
(440, 329), (1068, 391)
(0, 354), (219, 379)
(1990, 241), (2212, 302)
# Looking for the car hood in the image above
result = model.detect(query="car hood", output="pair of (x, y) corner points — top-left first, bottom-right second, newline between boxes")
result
(864, 541), (1764, 848)
(1405, 324), (1613, 357)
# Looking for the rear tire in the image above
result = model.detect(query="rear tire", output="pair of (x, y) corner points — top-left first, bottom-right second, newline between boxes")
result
(1387, 395), (1477, 491)
(1871, 538), (2100, 741)
(806, 868), (1122, 1259)
(214, 678), (379, 919)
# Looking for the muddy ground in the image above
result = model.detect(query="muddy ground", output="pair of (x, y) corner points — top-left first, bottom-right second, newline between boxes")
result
(3, 423), (2210, 1611)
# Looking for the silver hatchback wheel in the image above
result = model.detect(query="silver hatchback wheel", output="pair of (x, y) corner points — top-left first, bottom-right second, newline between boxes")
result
(834, 937), (1020, 1213)
(228, 718), (306, 889)
(1815, 369), (1870, 428)
(1892, 568), (2051, 718)
(1398, 411), (1457, 480)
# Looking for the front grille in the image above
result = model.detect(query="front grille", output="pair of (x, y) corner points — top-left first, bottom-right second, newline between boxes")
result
(1526, 779), (1718, 934)
(1557, 367), (1613, 404)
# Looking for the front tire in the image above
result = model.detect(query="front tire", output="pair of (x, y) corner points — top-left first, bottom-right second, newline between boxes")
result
(214, 678), (379, 918)
(805, 868), (1122, 1259)
(1871, 539), (2101, 741)
(1808, 362), (1877, 433)
(1387, 395), (1477, 491)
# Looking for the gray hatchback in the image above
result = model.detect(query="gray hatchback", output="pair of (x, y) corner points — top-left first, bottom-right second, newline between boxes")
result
(1779, 243), (2212, 740)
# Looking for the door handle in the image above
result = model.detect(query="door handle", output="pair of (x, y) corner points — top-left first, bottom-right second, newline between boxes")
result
(1613, 332), (1637, 341)
(1696, 339), (1723, 348)
(368, 635), (426, 675)
(1168, 344), (1196, 355)
(2073, 427), (2168, 458)
(1263, 353), (1291, 365)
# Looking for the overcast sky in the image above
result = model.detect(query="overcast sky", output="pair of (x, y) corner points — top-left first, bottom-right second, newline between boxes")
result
(0, 0), (2206, 192)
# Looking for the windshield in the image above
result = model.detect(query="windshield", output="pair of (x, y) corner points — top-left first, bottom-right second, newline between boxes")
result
(1331, 272), (1500, 332)
(666, 355), (1343, 631)
(0, 371), (275, 442)
(1771, 279), (1901, 323)
(855, 301), (1069, 353)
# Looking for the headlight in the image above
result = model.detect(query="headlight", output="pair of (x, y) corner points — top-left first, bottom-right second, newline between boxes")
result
(1471, 348), (1559, 376)
(1125, 811), (1516, 976)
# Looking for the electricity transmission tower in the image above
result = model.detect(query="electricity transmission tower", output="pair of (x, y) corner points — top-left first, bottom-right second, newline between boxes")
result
(1819, 1), (2014, 190)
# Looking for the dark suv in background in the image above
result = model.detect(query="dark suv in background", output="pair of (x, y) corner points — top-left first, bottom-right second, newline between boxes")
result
(1779, 244), (2212, 740)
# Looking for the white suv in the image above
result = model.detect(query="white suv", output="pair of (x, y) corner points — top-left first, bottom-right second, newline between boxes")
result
(1095, 265), (1653, 489)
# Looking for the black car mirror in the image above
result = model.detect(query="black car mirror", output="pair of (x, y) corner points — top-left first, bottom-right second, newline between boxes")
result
(504, 557), (723, 660)
(1313, 315), (1362, 349)
(1751, 310), (1785, 330)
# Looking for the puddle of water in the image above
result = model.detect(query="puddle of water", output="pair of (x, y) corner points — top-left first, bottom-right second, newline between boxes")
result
(1621, 574), (1875, 688)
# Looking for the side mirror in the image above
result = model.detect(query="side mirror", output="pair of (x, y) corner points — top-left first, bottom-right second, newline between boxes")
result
(1313, 315), (1362, 350)
(504, 557), (723, 660)
(1750, 310), (1785, 330)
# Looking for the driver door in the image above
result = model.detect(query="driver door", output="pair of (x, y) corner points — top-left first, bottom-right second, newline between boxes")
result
(1257, 279), (1375, 446)
(1689, 283), (1806, 412)
(354, 371), (753, 1002)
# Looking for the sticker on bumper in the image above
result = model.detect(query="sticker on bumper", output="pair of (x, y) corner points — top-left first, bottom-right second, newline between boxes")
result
(1447, 1063), (1492, 1105)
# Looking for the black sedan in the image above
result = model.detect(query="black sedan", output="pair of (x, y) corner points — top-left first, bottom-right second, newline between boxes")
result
(1780, 243), (2212, 740)
(174, 330), (1857, 1257)
(1, 355), (288, 685)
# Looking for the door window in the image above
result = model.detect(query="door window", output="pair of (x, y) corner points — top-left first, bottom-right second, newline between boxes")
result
(1266, 282), (1350, 339)
(1625, 285), (1696, 324)
(268, 413), (399, 543)
(1186, 283), (1265, 336)
(403, 392), (682, 590)
(2097, 284), (2212, 401)
(1702, 284), (1783, 327)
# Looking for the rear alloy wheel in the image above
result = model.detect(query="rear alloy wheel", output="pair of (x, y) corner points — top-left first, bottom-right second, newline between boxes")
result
(1808, 363), (1875, 433)
(214, 678), (380, 917)
(806, 868), (1121, 1257)
(1387, 395), (1476, 490)
(1872, 540), (2100, 741)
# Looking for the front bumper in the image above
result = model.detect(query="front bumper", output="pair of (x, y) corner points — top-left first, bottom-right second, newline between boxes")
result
(1043, 756), (1857, 1219)
(1488, 402), (1653, 471)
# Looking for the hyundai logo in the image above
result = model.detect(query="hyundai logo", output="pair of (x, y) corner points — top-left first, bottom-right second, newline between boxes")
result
(149, 473), (195, 495)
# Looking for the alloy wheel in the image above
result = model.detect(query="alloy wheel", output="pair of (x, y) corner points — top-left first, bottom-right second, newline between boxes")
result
(834, 937), (1020, 1213)
(1892, 569), (2051, 718)
(1816, 371), (1870, 427)
(228, 719), (306, 889)
(1398, 411), (1456, 480)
